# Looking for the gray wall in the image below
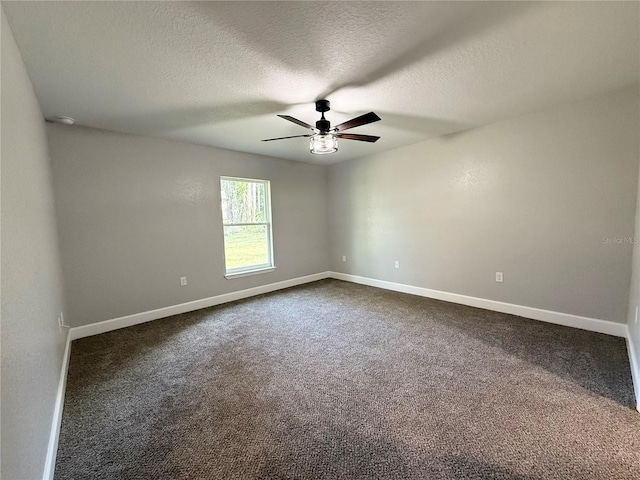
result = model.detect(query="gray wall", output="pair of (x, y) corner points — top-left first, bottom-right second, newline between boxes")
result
(328, 86), (639, 324)
(1, 8), (68, 479)
(47, 125), (329, 327)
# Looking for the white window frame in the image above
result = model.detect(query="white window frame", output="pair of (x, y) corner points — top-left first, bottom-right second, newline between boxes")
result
(220, 176), (275, 279)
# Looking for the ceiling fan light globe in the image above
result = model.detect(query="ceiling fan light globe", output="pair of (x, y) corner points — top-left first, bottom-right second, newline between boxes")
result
(310, 134), (338, 155)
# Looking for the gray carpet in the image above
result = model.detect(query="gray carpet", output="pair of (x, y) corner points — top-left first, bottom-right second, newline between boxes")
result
(55, 279), (639, 479)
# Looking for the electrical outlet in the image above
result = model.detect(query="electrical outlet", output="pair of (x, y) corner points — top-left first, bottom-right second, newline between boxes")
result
(495, 272), (503, 283)
(180, 276), (187, 286)
(342, 255), (347, 262)
(394, 261), (400, 269)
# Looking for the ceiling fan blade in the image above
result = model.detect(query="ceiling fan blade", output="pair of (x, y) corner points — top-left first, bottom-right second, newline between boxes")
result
(333, 112), (381, 132)
(261, 134), (313, 142)
(336, 133), (380, 143)
(277, 115), (314, 130)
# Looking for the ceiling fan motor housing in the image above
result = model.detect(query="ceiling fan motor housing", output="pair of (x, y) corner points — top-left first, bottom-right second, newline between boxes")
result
(316, 118), (331, 132)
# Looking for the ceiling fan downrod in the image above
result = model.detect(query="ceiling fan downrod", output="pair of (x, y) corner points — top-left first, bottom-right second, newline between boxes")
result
(315, 99), (331, 133)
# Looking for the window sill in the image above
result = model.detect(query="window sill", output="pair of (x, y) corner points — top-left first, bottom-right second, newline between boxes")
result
(224, 267), (276, 279)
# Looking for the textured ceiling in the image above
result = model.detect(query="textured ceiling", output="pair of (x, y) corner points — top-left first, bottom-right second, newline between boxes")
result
(3, 1), (639, 164)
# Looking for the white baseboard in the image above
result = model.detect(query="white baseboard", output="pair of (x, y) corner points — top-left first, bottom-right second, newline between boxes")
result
(329, 272), (627, 338)
(43, 329), (72, 480)
(626, 329), (640, 412)
(69, 269), (627, 340)
(70, 272), (330, 340)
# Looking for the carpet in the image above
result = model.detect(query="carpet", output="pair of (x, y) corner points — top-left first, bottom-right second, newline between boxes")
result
(55, 279), (639, 479)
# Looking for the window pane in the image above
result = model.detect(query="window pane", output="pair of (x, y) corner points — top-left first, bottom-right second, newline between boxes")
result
(223, 225), (269, 271)
(221, 179), (267, 224)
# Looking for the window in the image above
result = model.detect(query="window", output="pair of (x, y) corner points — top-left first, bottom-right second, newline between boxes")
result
(220, 176), (274, 277)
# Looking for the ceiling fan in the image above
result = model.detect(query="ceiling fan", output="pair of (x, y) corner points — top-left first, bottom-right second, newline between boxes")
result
(262, 100), (381, 155)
